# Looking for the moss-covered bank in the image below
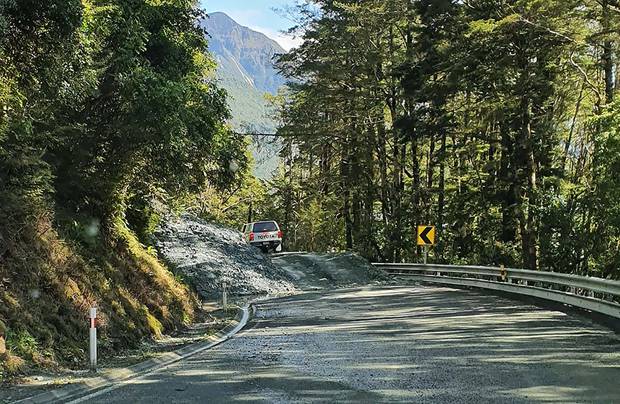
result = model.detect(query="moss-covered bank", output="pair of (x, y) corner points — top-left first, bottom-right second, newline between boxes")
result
(0, 214), (196, 381)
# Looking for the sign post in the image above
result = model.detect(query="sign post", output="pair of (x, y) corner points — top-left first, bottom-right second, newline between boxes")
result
(417, 226), (436, 266)
(89, 307), (97, 371)
(222, 282), (227, 312)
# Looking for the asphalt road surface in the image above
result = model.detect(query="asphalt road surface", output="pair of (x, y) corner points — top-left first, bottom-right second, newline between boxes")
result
(84, 286), (620, 403)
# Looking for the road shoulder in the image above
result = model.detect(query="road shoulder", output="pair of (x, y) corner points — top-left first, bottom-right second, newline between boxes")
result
(2, 306), (249, 404)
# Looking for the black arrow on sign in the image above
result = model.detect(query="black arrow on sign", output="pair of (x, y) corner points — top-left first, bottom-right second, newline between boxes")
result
(420, 227), (433, 245)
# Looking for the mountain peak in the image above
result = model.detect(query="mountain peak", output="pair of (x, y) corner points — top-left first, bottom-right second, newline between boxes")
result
(202, 12), (286, 94)
(209, 11), (233, 20)
(206, 12), (286, 53)
(205, 12), (244, 34)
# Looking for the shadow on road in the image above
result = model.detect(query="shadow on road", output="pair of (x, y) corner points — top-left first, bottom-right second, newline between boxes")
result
(89, 286), (620, 403)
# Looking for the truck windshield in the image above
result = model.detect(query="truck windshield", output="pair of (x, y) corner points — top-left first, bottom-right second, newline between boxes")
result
(253, 222), (278, 232)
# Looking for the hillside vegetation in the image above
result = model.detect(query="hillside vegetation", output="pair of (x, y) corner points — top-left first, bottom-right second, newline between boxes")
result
(270, 0), (620, 278)
(0, 0), (246, 380)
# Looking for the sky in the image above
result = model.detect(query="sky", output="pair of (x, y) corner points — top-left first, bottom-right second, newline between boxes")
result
(200, 0), (303, 51)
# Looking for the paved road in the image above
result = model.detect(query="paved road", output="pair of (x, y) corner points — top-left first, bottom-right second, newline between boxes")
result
(85, 286), (620, 403)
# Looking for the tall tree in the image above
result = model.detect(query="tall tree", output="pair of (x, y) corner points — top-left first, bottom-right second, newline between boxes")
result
(273, 0), (620, 278)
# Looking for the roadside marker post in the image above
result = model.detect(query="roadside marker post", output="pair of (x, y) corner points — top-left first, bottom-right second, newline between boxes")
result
(222, 282), (227, 312)
(89, 307), (97, 371)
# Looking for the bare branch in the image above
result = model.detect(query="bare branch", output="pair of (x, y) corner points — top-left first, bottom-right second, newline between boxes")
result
(568, 51), (602, 106)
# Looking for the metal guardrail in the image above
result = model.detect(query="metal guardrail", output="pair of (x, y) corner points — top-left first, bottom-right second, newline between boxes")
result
(373, 263), (620, 320)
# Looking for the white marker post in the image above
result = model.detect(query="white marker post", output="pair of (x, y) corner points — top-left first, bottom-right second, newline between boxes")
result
(222, 282), (227, 312)
(89, 307), (97, 371)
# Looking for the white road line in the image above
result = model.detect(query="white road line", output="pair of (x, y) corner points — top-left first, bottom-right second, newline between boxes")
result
(66, 306), (250, 404)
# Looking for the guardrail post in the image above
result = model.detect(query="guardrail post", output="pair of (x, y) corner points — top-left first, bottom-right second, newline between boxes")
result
(500, 265), (507, 282)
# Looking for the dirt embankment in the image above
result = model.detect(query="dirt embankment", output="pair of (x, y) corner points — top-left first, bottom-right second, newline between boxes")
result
(155, 215), (297, 299)
(0, 219), (196, 382)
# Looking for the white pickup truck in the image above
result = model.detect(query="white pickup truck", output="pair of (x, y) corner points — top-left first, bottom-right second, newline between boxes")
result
(242, 220), (283, 253)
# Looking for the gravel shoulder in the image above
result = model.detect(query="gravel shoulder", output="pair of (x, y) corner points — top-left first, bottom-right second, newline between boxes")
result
(0, 304), (240, 404)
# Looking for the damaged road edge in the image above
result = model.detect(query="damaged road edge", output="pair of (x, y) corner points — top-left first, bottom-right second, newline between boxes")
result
(16, 305), (252, 404)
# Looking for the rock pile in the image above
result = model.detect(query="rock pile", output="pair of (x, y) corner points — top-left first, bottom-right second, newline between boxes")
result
(155, 214), (297, 300)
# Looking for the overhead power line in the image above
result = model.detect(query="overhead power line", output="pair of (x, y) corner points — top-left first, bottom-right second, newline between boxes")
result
(234, 132), (344, 139)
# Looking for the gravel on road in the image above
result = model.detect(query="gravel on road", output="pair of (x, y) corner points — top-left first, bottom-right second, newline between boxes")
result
(155, 216), (387, 299)
(271, 252), (388, 291)
(87, 285), (620, 403)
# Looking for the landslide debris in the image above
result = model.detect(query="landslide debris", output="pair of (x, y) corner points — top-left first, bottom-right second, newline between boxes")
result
(271, 252), (388, 291)
(155, 214), (297, 299)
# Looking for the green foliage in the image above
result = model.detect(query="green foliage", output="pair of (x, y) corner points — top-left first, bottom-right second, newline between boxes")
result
(187, 146), (269, 228)
(273, 0), (620, 277)
(0, 0), (246, 378)
(5, 330), (38, 361)
(588, 101), (620, 276)
(126, 195), (162, 243)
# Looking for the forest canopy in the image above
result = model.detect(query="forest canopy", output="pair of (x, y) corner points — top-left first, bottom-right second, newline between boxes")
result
(0, 0), (246, 225)
(268, 0), (620, 278)
(0, 0), (247, 376)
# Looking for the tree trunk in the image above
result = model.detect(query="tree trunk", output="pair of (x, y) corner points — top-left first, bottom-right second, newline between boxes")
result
(411, 131), (421, 260)
(500, 124), (517, 245)
(437, 131), (446, 261)
(365, 124), (377, 258)
(517, 97), (539, 270)
(426, 133), (436, 225)
(341, 128), (354, 250)
(389, 101), (403, 262)
(603, 0), (615, 103)
(344, 191), (353, 250)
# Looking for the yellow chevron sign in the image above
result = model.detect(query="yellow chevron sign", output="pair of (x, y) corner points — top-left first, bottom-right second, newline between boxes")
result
(417, 226), (436, 246)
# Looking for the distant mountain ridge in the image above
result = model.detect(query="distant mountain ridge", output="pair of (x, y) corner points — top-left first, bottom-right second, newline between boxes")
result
(202, 12), (286, 178)
(203, 12), (286, 95)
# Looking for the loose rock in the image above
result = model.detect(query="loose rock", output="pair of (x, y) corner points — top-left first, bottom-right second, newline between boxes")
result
(155, 214), (297, 300)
